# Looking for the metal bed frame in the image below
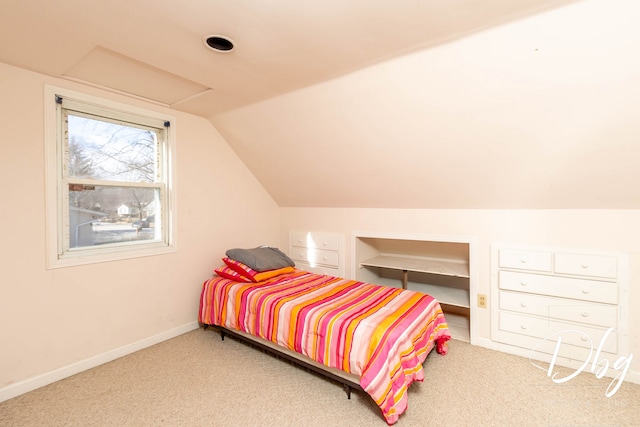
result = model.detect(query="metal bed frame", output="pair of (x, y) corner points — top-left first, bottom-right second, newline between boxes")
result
(205, 324), (364, 399)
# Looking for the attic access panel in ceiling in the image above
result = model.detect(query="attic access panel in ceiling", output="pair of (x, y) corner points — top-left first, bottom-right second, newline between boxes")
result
(64, 47), (211, 105)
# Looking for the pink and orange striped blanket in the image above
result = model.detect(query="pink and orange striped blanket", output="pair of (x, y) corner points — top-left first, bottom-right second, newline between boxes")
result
(198, 269), (451, 424)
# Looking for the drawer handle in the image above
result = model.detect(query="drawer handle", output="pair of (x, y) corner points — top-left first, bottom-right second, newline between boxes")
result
(520, 302), (527, 308)
(520, 281), (528, 287)
(520, 258), (528, 264)
(581, 263), (589, 269)
(520, 325), (528, 330)
(581, 336), (588, 342)
(582, 289), (590, 294)
(581, 312), (589, 317)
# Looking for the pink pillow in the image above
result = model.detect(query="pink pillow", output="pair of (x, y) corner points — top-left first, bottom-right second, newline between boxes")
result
(215, 266), (253, 283)
(223, 257), (294, 282)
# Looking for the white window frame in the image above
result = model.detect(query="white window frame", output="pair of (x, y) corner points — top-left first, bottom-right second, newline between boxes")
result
(44, 85), (177, 268)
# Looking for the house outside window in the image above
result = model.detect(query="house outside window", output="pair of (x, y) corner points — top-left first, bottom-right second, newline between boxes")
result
(44, 86), (176, 268)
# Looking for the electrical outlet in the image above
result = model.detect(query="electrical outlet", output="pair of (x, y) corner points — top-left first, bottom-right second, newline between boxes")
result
(477, 294), (487, 308)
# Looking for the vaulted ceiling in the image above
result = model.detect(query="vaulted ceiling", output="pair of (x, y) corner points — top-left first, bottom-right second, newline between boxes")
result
(4, 0), (640, 208)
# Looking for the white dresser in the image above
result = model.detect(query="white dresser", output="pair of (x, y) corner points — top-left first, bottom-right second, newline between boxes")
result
(491, 245), (629, 367)
(289, 231), (343, 277)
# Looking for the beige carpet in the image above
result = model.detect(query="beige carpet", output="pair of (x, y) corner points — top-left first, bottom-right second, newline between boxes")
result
(1, 329), (639, 426)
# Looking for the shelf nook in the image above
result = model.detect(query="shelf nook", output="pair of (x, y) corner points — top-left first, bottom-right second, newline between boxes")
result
(354, 234), (473, 342)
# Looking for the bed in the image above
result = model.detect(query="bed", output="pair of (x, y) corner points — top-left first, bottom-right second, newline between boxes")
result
(198, 248), (451, 425)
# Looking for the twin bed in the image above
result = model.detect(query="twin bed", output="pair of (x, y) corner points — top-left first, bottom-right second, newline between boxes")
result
(198, 247), (451, 425)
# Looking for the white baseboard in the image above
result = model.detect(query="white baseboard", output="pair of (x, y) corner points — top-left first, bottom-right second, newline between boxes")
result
(473, 336), (640, 386)
(0, 321), (200, 403)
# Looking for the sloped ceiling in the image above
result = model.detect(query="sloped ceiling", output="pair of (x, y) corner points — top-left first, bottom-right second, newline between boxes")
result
(4, 0), (639, 208)
(1, 0), (574, 116)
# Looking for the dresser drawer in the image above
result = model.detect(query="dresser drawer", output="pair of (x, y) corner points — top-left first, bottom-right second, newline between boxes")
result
(290, 248), (339, 268)
(498, 311), (617, 353)
(290, 231), (340, 251)
(554, 253), (618, 279)
(499, 271), (617, 304)
(295, 262), (339, 277)
(499, 249), (552, 272)
(498, 291), (617, 327)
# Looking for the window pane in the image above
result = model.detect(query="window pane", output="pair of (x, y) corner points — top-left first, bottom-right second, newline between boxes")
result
(69, 185), (160, 248)
(67, 114), (158, 183)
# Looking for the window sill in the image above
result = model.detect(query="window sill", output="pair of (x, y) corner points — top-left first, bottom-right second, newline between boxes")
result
(47, 242), (176, 269)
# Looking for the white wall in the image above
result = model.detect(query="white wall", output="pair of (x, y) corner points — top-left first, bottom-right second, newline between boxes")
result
(280, 208), (640, 379)
(0, 62), (280, 400)
(213, 0), (640, 209)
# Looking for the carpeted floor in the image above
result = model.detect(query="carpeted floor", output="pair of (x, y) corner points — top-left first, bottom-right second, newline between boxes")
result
(1, 329), (639, 426)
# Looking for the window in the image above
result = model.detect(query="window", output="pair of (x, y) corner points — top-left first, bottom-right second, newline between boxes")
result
(45, 86), (176, 268)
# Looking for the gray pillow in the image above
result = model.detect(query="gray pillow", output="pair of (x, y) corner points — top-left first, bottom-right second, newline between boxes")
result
(226, 246), (295, 272)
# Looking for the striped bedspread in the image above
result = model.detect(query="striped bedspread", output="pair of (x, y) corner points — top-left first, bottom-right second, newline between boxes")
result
(199, 269), (451, 424)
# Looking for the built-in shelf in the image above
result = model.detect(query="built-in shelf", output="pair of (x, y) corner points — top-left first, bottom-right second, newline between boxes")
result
(360, 255), (469, 278)
(360, 256), (469, 308)
(354, 233), (475, 343)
